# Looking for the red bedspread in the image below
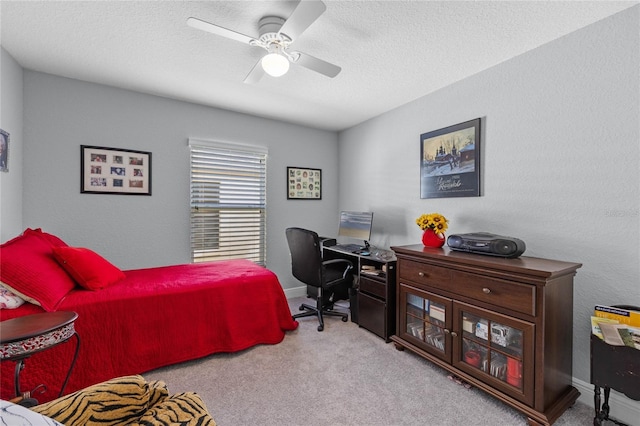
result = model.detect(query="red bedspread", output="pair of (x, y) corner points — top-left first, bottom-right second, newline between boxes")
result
(1, 260), (298, 402)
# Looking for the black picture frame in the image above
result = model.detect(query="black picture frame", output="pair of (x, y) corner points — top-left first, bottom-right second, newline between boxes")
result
(287, 167), (322, 200)
(0, 129), (9, 173)
(81, 145), (152, 195)
(420, 118), (481, 199)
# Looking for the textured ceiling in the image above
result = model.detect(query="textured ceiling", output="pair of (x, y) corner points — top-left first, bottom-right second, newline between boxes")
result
(1, 1), (636, 131)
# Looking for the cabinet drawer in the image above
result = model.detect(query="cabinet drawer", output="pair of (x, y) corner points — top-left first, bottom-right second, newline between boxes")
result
(359, 276), (386, 299)
(398, 259), (452, 288)
(452, 271), (536, 316)
(398, 259), (535, 316)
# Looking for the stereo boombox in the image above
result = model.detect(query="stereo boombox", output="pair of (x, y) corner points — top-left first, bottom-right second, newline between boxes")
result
(446, 232), (526, 258)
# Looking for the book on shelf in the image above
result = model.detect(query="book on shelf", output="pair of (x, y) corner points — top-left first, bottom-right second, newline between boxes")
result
(407, 294), (424, 310)
(429, 304), (445, 322)
(425, 328), (445, 350)
(407, 322), (423, 339)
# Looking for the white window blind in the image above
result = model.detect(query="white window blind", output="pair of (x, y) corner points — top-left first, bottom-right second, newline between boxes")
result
(190, 141), (267, 265)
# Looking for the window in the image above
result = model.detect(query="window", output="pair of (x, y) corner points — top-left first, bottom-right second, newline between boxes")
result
(189, 140), (267, 265)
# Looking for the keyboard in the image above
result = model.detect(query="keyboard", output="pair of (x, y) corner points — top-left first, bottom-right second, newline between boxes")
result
(332, 243), (364, 253)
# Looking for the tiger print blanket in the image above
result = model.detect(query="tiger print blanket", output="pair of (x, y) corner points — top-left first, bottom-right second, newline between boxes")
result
(30, 375), (216, 426)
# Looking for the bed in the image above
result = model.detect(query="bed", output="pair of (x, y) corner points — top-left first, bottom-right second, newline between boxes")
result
(0, 228), (298, 402)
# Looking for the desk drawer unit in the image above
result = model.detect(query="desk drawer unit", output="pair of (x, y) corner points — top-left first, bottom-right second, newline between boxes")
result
(357, 272), (395, 342)
(358, 276), (387, 340)
(359, 276), (386, 299)
(322, 244), (396, 342)
(358, 292), (386, 339)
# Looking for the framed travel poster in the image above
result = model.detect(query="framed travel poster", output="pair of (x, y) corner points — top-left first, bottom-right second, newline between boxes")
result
(420, 118), (481, 199)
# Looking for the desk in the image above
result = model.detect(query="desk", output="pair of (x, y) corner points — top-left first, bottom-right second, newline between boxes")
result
(0, 311), (80, 404)
(322, 244), (397, 341)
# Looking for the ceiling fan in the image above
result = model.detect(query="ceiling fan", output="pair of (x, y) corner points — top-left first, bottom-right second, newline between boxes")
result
(187, 0), (341, 83)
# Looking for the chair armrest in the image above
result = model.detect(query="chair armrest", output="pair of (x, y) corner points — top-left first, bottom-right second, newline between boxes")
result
(322, 259), (353, 279)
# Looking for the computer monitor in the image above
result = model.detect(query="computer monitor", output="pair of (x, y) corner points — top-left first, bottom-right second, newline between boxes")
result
(337, 211), (373, 243)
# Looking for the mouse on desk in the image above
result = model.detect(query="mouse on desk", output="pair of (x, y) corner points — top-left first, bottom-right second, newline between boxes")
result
(357, 250), (370, 256)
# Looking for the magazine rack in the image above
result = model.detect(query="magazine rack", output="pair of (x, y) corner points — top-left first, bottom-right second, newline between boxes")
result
(590, 305), (640, 426)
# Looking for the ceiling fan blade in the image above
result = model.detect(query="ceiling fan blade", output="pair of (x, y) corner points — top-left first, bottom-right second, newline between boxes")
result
(187, 17), (255, 45)
(278, 1), (326, 41)
(293, 52), (341, 78)
(244, 59), (266, 84)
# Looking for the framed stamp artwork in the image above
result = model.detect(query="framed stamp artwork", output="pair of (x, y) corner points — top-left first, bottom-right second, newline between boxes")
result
(287, 167), (321, 200)
(420, 118), (481, 199)
(0, 129), (9, 172)
(81, 145), (152, 195)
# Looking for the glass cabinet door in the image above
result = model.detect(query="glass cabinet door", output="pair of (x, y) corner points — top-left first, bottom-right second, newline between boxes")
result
(453, 301), (534, 405)
(398, 283), (452, 361)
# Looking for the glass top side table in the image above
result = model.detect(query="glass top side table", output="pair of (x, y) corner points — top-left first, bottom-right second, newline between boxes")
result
(1, 311), (80, 405)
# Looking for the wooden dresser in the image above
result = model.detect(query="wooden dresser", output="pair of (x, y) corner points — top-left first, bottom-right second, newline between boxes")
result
(390, 245), (581, 426)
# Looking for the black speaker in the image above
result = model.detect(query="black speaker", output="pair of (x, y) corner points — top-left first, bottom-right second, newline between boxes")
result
(490, 239), (519, 256)
(447, 235), (464, 247)
(446, 232), (526, 258)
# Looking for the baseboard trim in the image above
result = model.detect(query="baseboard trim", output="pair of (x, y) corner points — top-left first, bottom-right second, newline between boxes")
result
(284, 285), (307, 299)
(573, 377), (640, 424)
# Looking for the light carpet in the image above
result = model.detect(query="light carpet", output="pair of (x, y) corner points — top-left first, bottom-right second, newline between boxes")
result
(143, 296), (595, 425)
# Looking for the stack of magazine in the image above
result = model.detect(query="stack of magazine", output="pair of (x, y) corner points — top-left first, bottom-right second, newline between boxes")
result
(591, 305), (640, 350)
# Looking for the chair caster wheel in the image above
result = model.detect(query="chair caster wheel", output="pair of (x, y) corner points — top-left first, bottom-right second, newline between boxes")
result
(317, 325), (324, 331)
(342, 316), (348, 322)
(298, 306), (305, 311)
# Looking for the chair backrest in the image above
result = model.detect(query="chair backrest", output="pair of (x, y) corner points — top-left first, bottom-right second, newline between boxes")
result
(285, 227), (323, 288)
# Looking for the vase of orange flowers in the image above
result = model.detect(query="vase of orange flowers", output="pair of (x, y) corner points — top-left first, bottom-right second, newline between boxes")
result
(416, 213), (448, 248)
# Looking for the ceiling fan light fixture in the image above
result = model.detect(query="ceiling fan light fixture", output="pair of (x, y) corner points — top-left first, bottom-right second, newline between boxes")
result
(261, 52), (290, 77)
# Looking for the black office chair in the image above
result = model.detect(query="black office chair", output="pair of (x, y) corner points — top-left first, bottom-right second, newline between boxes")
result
(286, 227), (354, 331)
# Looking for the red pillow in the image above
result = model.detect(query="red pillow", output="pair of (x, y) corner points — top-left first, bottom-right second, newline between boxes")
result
(0, 230), (76, 311)
(52, 246), (126, 290)
(24, 228), (69, 247)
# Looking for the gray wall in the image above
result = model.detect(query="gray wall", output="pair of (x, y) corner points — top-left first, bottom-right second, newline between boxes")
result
(338, 5), (639, 413)
(0, 48), (24, 242)
(18, 71), (339, 289)
(3, 5), (639, 418)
